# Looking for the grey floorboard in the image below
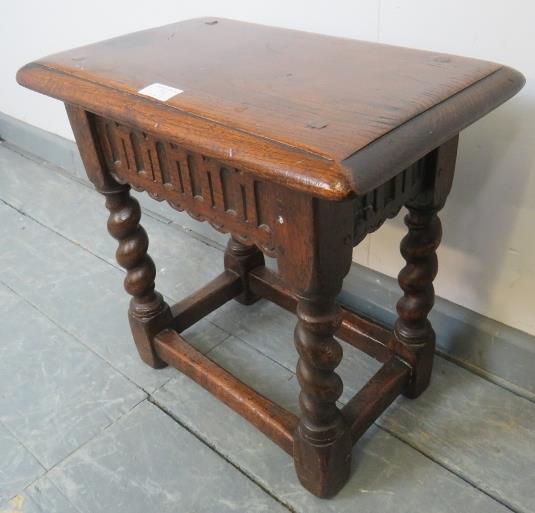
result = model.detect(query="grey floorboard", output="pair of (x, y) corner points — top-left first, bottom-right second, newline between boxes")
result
(1, 477), (79, 513)
(0, 287), (46, 504)
(153, 338), (511, 513)
(0, 144), (226, 298)
(0, 281), (146, 470)
(207, 336), (301, 415)
(210, 299), (382, 402)
(47, 400), (290, 513)
(210, 297), (535, 513)
(0, 202), (228, 394)
(1, 144), (532, 511)
(380, 358), (535, 513)
(0, 421), (44, 504)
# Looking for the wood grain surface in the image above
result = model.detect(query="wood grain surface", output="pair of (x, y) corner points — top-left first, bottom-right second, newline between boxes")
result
(17, 17), (525, 198)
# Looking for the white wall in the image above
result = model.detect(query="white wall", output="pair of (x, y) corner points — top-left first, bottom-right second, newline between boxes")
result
(2, 1), (534, 334)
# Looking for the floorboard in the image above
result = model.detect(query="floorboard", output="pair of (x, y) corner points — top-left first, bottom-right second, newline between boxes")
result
(0, 144), (532, 512)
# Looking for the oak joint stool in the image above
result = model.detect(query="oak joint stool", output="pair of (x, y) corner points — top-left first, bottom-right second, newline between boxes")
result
(18, 17), (524, 498)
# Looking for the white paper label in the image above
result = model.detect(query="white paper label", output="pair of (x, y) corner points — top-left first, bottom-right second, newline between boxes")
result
(138, 83), (183, 101)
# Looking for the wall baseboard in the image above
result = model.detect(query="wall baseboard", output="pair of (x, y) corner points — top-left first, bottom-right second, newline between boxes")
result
(2, 110), (534, 401)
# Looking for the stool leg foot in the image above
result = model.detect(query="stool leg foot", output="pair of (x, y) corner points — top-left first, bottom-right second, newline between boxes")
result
(293, 297), (352, 498)
(104, 185), (171, 369)
(224, 236), (264, 305)
(393, 205), (441, 398)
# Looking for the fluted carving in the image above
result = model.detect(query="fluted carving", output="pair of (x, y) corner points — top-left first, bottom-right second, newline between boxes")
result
(394, 205), (442, 397)
(103, 184), (171, 367)
(94, 116), (277, 256)
(293, 297), (351, 497)
(352, 159), (425, 245)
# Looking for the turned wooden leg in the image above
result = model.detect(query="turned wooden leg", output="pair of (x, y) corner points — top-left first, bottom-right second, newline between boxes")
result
(103, 184), (172, 368)
(269, 190), (354, 497)
(293, 293), (352, 498)
(224, 236), (264, 305)
(393, 204), (442, 398)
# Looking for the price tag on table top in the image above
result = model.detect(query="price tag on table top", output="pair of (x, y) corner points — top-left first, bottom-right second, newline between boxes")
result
(138, 83), (183, 101)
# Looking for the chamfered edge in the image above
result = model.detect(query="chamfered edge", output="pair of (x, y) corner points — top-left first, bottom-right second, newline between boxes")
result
(17, 61), (525, 200)
(341, 65), (526, 195)
(16, 61), (355, 200)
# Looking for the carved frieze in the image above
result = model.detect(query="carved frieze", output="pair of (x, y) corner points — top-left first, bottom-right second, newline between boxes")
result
(94, 116), (276, 255)
(352, 160), (425, 245)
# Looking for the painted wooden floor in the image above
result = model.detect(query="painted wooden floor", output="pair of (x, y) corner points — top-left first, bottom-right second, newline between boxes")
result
(0, 143), (534, 513)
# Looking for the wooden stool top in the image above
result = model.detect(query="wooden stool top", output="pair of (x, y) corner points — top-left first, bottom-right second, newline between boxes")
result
(17, 17), (524, 199)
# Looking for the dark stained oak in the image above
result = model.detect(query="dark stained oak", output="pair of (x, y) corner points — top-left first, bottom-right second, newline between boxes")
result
(341, 357), (410, 444)
(17, 19), (525, 499)
(102, 178), (172, 369)
(154, 328), (298, 455)
(248, 266), (393, 363)
(17, 17), (524, 199)
(170, 270), (242, 333)
(224, 237), (265, 304)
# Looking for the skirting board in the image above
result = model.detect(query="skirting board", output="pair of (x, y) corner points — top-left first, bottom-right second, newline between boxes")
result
(2, 110), (534, 401)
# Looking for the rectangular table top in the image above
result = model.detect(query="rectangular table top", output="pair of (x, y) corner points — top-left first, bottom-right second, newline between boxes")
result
(17, 18), (524, 199)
